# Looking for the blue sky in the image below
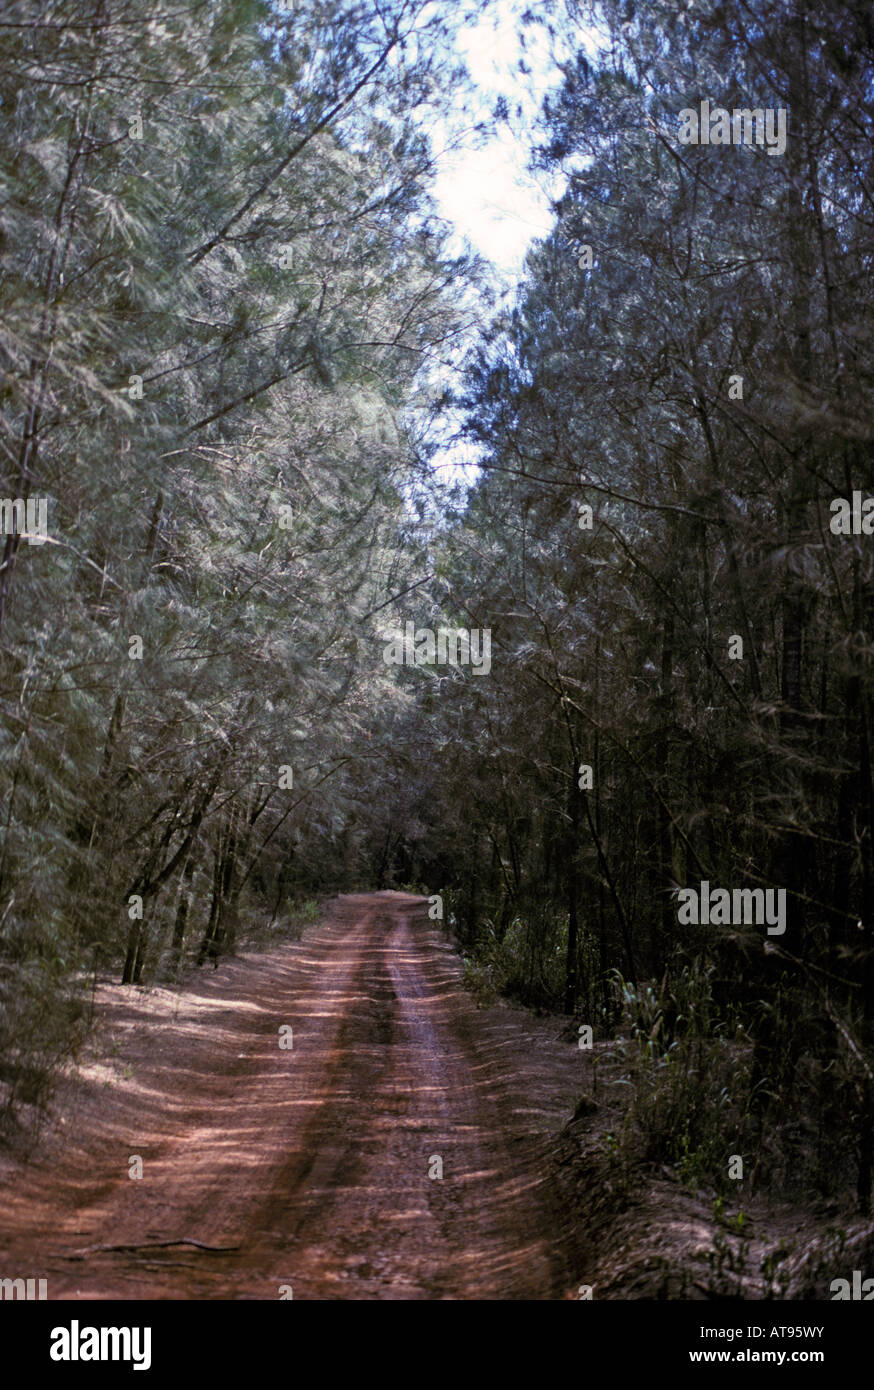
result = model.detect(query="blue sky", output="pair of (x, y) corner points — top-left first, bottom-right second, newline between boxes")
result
(415, 0), (571, 483)
(430, 0), (560, 280)
(400, 0), (603, 485)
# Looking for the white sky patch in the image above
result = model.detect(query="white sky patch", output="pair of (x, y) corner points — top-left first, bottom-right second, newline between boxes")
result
(430, 0), (558, 279)
(412, 0), (601, 485)
(419, 0), (562, 485)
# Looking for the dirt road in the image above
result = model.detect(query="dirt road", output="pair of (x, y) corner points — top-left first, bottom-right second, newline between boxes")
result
(0, 893), (589, 1299)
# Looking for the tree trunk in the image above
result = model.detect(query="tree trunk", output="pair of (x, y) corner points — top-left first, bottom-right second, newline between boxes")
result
(564, 756), (581, 1014)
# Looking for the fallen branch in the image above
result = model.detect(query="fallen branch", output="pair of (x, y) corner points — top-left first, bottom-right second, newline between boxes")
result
(57, 1238), (240, 1260)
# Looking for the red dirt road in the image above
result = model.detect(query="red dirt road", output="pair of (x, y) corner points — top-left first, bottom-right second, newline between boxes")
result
(0, 893), (588, 1299)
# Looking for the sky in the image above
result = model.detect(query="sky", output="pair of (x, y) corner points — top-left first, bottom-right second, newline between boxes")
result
(415, 0), (580, 484)
(397, 0), (605, 486)
(429, 0), (563, 281)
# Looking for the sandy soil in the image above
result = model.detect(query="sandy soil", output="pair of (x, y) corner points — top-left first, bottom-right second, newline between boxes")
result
(0, 892), (591, 1300)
